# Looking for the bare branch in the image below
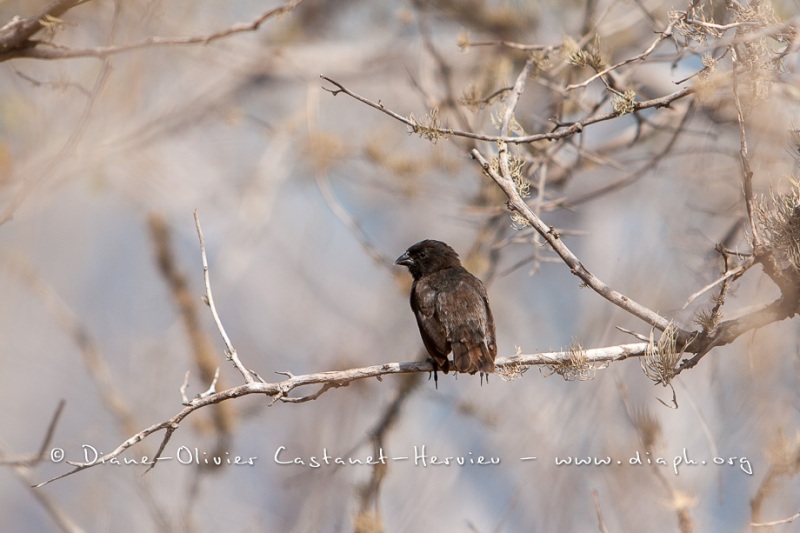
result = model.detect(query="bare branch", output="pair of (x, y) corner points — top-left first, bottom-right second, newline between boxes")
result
(497, 56), (536, 195)
(320, 75), (694, 145)
(565, 17), (681, 92)
(179, 372), (191, 405)
(150, 214), (221, 386)
(616, 327), (651, 342)
(200, 368), (221, 398)
(467, 39), (561, 52)
(193, 211), (253, 383)
(320, 75), (420, 131)
(0, 399), (80, 530)
(0, 0), (87, 53)
(500, 57), (535, 135)
(686, 19), (764, 32)
(0, 0), (305, 62)
(677, 295), (800, 373)
(731, 48), (763, 252)
(470, 147), (682, 337)
(35, 343), (648, 486)
(277, 382), (345, 403)
(682, 266), (747, 310)
(751, 511), (800, 527)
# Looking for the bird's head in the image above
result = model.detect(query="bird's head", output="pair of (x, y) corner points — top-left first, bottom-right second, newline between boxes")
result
(395, 239), (462, 279)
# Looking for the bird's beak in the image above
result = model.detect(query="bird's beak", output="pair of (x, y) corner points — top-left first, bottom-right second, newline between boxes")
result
(395, 251), (413, 267)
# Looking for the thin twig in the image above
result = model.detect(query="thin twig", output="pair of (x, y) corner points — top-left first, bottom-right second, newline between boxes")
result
(565, 17), (681, 91)
(731, 48), (763, 252)
(616, 326), (651, 342)
(278, 382), (344, 403)
(468, 39), (561, 51)
(149, 213), (220, 383)
(686, 19), (770, 31)
(751, 510), (800, 527)
(682, 261), (752, 309)
(497, 57), (536, 190)
(193, 211), (253, 383)
(320, 75), (693, 145)
(501, 58), (535, 134)
(321, 75), (421, 132)
(4, 403), (81, 532)
(179, 371), (191, 405)
(200, 368), (221, 398)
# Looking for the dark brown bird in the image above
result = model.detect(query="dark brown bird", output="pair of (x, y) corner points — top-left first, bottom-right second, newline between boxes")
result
(395, 240), (497, 382)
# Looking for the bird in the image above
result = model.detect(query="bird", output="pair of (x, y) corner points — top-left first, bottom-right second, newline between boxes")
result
(395, 239), (497, 384)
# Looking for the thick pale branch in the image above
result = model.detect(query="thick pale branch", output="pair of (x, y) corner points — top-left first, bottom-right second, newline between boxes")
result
(35, 343), (647, 486)
(470, 147), (680, 337)
(504, 343), (647, 366)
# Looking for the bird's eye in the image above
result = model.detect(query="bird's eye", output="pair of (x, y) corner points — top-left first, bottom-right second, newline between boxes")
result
(419, 251), (427, 258)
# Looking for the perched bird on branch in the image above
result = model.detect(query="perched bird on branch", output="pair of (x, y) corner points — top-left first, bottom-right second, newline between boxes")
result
(395, 239), (497, 384)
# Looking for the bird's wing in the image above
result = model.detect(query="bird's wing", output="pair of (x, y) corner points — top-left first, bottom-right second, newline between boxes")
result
(411, 278), (450, 371)
(435, 276), (497, 374)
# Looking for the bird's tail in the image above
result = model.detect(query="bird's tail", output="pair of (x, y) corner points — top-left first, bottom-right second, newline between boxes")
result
(452, 335), (495, 375)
